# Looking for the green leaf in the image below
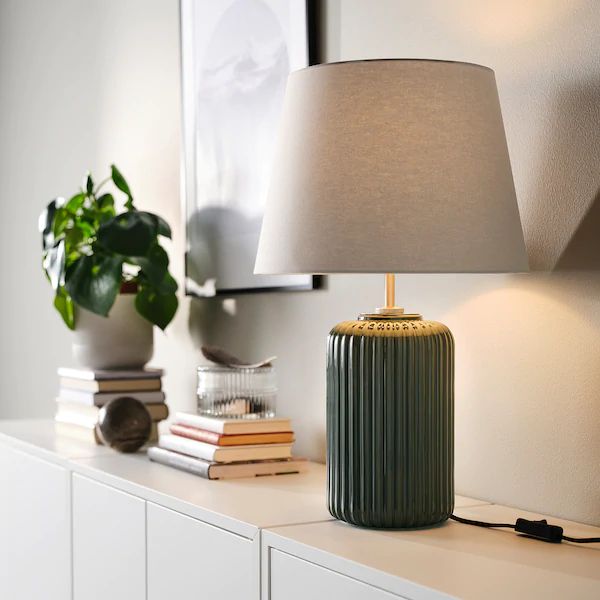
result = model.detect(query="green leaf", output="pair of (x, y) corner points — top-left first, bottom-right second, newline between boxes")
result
(111, 164), (134, 208)
(148, 213), (172, 239)
(135, 285), (178, 330)
(65, 254), (123, 317)
(96, 193), (116, 223)
(131, 243), (168, 287)
(97, 211), (157, 256)
(64, 226), (85, 249)
(96, 193), (114, 210)
(52, 207), (70, 239)
(39, 198), (61, 250)
(157, 271), (178, 295)
(43, 239), (66, 290)
(54, 287), (75, 330)
(65, 192), (86, 213)
(85, 173), (94, 195)
(65, 249), (81, 268)
(75, 215), (95, 236)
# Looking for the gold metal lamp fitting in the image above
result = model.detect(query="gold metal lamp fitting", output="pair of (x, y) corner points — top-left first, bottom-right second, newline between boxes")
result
(376, 273), (406, 317)
(358, 274), (421, 321)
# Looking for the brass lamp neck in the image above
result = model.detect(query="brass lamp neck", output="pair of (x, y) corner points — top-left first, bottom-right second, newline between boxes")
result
(376, 273), (405, 316)
(385, 273), (395, 308)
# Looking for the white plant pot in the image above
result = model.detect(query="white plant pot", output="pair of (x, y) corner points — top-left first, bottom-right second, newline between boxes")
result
(72, 293), (153, 370)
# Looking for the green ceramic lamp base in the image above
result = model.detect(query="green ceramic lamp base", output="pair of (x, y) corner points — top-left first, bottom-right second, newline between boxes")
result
(326, 310), (455, 529)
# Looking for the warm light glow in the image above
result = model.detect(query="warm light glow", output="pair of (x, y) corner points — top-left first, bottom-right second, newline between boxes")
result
(449, 0), (581, 44)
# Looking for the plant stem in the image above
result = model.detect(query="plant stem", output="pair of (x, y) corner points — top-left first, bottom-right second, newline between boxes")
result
(94, 177), (111, 195)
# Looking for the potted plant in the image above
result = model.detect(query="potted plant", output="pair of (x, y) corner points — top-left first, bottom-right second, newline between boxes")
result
(40, 165), (178, 369)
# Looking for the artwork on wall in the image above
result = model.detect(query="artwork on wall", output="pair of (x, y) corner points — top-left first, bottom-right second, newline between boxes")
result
(181, 0), (318, 296)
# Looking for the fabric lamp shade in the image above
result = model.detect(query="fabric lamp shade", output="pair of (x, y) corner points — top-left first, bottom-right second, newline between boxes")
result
(255, 59), (528, 275)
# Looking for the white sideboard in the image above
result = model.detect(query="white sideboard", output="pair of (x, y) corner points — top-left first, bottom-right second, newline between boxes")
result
(262, 508), (600, 599)
(0, 441), (71, 599)
(72, 473), (146, 600)
(0, 419), (328, 600)
(1, 419), (599, 600)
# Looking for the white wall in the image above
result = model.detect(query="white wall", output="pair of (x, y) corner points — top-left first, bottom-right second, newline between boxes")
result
(0, 0), (184, 417)
(0, 0), (599, 525)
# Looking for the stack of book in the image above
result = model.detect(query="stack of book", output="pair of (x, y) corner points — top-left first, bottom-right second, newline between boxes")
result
(55, 367), (168, 444)
(148, 412), (307, 480)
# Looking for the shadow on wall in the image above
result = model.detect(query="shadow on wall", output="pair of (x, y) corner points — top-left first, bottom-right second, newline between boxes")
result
(185, 206), (266, 355)
(526, 80), (600, 270)
(555, 187), (600, 270)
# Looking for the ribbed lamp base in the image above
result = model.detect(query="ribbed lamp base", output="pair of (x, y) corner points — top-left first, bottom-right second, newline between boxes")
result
(326, 313), (454, 528)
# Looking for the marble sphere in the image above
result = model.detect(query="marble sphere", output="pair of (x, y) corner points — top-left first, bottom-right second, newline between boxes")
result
(96, 396), (152, 453)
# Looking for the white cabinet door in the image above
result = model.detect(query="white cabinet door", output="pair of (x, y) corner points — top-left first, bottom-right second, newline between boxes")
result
(0, 445), (71, 600)
(270, 549), (403, 600)
(72, 473), (145, 600)
(147, 502), (256, 600)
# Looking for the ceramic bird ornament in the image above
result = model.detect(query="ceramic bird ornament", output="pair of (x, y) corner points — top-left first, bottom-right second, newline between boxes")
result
(201, 345), (276, 369)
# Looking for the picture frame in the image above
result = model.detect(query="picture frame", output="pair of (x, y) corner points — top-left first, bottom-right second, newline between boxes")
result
(180, 0), (319, 296)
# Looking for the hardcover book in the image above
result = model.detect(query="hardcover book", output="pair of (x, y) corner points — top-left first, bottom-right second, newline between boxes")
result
(59, 377), (162, 393)
(58, 367), (164, 381)
(56, 400), (169, 423)
(169, 424), (293, 446)
(55, 419), (159, 445)
(57, 389), (165, 407)
(158, 434), (293, 463)
(147, 446), (307, 480)
(173, 412), (291, 435)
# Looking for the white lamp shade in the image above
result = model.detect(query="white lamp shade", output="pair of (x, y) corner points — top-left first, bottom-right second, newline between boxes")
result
(255, 59), (528, 274)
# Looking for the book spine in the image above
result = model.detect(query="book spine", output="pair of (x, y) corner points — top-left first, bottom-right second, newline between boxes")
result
(58, 389), (166, 406)
(58, 388), (96, 405)
(148, 404), (169, 421)
(174, 412), (225, 433)
(59, 377), (162, 393)
(147, 447), (211, 479)
(158, 434), (216, 461)
(55, 412), (97, 428)
(169, 424), (220, 445)
(173, 412), (291, 434)
(57, 368), (164, 380)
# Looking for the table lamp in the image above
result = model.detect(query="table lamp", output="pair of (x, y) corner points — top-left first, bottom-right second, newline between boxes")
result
(255, 59), (528, 528)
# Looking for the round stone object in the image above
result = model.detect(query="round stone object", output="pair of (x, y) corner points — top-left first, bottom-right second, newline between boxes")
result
(96, 396), (152, 453)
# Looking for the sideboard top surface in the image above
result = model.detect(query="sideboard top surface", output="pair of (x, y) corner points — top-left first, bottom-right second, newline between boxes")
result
(0, 418), (113, 462)
(0, 419), (331, 538)
(264, 504), (600, 599)
(71, 452), (330, 538)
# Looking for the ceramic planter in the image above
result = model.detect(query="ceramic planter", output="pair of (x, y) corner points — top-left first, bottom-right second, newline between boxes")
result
(72, 293), (153, 369)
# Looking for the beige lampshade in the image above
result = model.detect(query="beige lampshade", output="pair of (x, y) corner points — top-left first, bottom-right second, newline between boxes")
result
(254, 59), (528, 274)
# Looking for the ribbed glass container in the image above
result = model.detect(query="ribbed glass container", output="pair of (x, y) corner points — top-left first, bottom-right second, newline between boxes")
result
(197, 365), (277, 419)
(327, 313), (454, 528)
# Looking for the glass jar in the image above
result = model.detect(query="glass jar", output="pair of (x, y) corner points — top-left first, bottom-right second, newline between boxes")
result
(196, 365), (277, 419)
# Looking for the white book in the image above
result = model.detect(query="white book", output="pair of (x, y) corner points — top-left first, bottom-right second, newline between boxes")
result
(173, 412), (291, 435)
(158, 434), (292, 463)
(56, 419), (159, 444)
(55, 399), (169, 422)
(147, 447), (308, 480)
(55, 419), (102, 444)
(55, 412), (97, 429)
(58, 388), (165, 407)
(58, 367), (164, 381)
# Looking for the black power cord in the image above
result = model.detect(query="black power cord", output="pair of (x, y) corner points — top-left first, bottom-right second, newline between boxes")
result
(450, 514), (600, 544)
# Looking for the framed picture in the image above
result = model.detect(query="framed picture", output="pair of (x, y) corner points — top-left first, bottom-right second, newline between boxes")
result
(181, 0), (319, 296)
